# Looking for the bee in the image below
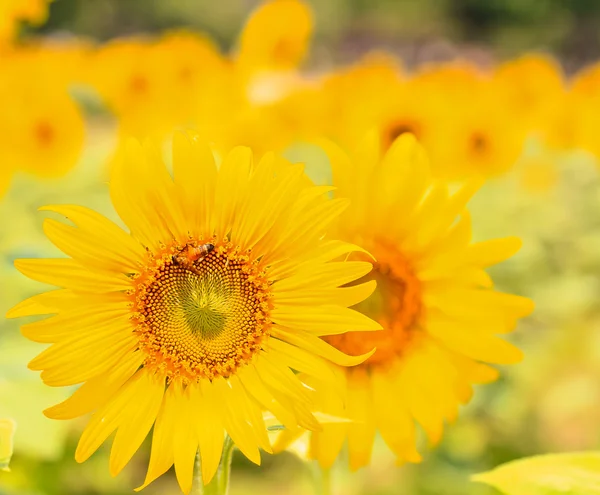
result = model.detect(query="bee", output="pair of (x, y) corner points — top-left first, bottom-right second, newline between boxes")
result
(172, 243), (214, 275)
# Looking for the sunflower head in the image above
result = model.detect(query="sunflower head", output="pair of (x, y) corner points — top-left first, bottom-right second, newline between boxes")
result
(277, 133), (533, 470)
(0, 51), (84, 181)
(8, 133), (381, 493)
(236, 0), (313, 76)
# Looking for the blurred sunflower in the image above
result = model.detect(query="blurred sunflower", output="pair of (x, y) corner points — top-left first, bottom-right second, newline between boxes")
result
(235, 0), (313, 81)
(494, 54), (565, 140)
(276, 133), (533, 469)
(319, 53), (404, 147)
(430, 80), (527, 178)
(563, 63), (600, 158)
(0, 48), (85, 193)
(7, 133), (381, 493)
(0, 0), (53, 43)
(86, 37), (179, 139)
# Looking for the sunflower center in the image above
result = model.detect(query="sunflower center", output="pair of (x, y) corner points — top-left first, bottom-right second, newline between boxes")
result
(132, 241), (272, 381)
(469, 131), (489, 156)
(324, 242), (422, 369)
(34, 121), (54, 148)
(129, 74), (149, 95)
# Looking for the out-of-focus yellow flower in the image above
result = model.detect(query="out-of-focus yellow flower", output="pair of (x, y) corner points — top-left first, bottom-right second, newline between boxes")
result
(86, 37), (174, 138)
(430, 81), (527, 178)
(0, 0), (53, 43)
(236, 0), (312, 77)
(276, 134), (533, 470)
(0, 44), (85, 190)
(0, 419), (16, 471)
(318, 53), (404, 146)
(88, 33), (229, 139)
(494, 54), (565, 139)
(564, 63), (600, 158)
(7, 133), (381, 493)
(0, 89), (84, 179)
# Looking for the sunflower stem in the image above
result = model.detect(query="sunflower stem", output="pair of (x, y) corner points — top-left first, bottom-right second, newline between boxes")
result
(320, 466), (333, 495)
(191, 436), (235, 495)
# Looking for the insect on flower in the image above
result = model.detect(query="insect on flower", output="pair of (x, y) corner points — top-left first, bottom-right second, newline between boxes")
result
(172, 242), (215, 275)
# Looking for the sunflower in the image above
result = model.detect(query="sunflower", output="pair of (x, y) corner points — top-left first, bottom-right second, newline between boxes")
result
(319, 53), (404, 147)
(275, 133), (533, 469)
(493, 54), (565, 139)
(564, 63), (600, 158)
(0, 0), (53, 43)
(430, 79), (527, 178)
(7, 133), (381, 493)
(0, 48), (85, 189)
(235, 0), (313, 78)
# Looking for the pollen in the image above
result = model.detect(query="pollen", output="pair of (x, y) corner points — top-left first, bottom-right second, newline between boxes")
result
(325, 240), (422, 369)
(131, 240), (272, 382)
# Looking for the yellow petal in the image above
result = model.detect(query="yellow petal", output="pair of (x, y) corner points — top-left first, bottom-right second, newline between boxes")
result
(272, 326), (375, 366)
(75, 369), (153, 463)
(347, 371), (376, 471)
(194, 381), (225, 485)
(45, 350), (144, 419)
(21, 302), (130, 343)
(465, 237), (523, 266)
(14, 259), (131, 292)
(212, 377), (261, 465)
(6, 289), (74, 318)
(372, 369), (421, 463)
(274, 281), (377, 309)
(268, 338), (340, 386)
(171, 383), (198, 495)
(210, 146), (252, 241)
(110, 371), (165, 476)
(34, 327), (138, 386)
(137, 383), (180, 491)
(237, 364), (298, 430)
(172, 132), (217, 239)
(428, 321), (524, 364)
(273, 261), (373, 292)
(271, 305), (382, 336)
(40, 204), (146, 269)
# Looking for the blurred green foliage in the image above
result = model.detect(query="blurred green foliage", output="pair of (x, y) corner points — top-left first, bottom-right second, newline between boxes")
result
(35, 0), (600, 70)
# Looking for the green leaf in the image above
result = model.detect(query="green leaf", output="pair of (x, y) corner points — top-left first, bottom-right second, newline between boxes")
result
(0, 419), (16, 471)
(472, 452), (600, 495)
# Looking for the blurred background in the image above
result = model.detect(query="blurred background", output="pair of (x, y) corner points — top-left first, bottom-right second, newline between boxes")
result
(2, 1), (600, 494)
(36, 0), (600, 71)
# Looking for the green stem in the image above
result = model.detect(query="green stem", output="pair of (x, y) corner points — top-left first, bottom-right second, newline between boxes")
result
(191, 436), (235, 495)
(320, 466), (333, 495)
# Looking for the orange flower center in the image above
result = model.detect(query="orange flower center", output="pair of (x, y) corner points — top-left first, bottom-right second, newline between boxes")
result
(324, 242), (422, 369)
(34, 121), (54, 148)
(469, 131), (490, 157)
(131, 240), (272, 382)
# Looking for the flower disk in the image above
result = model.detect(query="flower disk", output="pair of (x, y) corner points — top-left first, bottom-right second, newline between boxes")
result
(7, 133), (381, 494)
(133, 242), (272, 380)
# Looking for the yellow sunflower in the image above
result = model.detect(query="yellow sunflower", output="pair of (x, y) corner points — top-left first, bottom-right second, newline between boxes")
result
(430, 79), (527, 178)
(493, 54), (565, 139)
(275, 133), (533, 469)
(565, 62), (600, 158)
(0, 0), (53, 43)
(235, 0), (313, 78)
(7, 133), (381, 493)
(0, 47), (85, 188)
